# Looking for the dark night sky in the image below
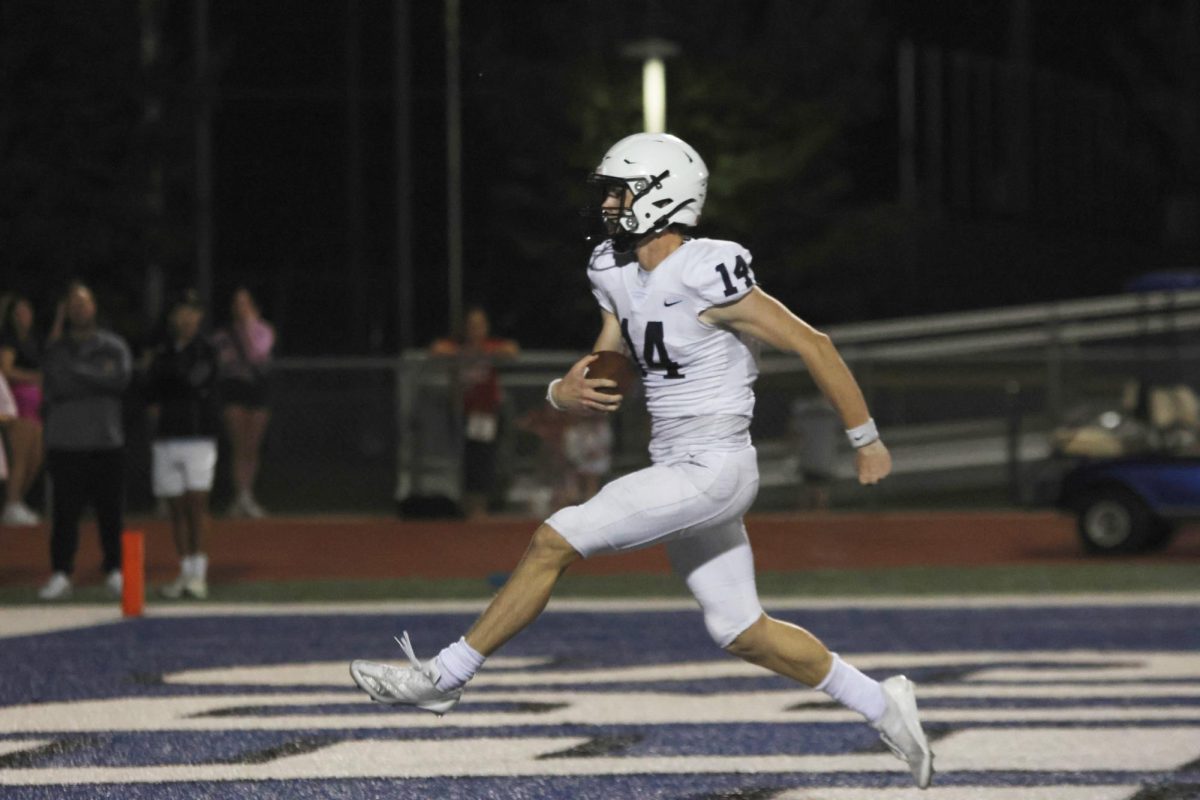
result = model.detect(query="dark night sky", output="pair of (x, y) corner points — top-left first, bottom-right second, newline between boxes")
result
(3, 0), (1197, 355)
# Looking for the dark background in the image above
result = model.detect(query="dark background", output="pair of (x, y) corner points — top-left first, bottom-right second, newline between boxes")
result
(2, 0), (1198, 355)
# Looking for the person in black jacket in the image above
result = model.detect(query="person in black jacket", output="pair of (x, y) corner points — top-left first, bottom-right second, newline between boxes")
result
(38, 282), (133, 600)
(145, 290), (221, 599)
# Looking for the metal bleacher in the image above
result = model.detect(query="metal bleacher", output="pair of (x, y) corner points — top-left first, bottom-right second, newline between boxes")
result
(244, 287), (1200, 514)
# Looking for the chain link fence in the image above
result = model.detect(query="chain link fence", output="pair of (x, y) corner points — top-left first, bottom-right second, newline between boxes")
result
(114, 288), (1200, 517)
(173, 345), (1184, 517)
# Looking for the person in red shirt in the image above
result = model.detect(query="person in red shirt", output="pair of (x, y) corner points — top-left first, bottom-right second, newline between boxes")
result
(430, 306), (519, 519)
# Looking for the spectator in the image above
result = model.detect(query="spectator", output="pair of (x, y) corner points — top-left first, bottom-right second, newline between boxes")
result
(146, 290), (220, 599)
(0, 294), (46, 526)
(38, 282), (133, 601)
(790, 396), (840, 510)
(515, 403), (571, 517)
(0, 371), (17, 486)
(517, 382), (613, 514)
(212, 287), (274, 518)
(562, 415), (613, 505)
(431, 306), (519, 519)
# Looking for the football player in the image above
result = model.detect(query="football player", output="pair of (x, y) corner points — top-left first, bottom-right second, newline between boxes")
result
(351, 133), (933, 788)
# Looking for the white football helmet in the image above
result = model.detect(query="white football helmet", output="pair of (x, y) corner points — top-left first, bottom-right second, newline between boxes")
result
(585, 133), (708, 250)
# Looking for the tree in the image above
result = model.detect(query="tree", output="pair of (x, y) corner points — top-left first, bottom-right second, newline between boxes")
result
(460, 0), (892, 342)
(0, 0), (191, 339)
(1106, 0), (1200, 262)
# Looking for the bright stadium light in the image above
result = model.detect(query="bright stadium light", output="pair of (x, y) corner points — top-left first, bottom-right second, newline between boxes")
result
(621, 38), (680, 133)
(642, 57), (666, 133)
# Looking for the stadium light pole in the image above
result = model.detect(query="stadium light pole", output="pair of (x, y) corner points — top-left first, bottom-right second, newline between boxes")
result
(621, 38), (680, 133)
(445, 0), (464, 339)
(394, 0), (413, 355)
(194, 0), (213, 312)
(642, 57), (666, 133)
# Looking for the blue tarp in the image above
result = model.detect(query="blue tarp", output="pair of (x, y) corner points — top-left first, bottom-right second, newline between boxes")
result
(1125, 270), (1200, 292)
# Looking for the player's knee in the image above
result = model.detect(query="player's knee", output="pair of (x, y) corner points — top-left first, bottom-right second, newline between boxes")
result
(720, 618), (768, 662)
(529, 524), (581, 568)
(712, 610), (767, 653)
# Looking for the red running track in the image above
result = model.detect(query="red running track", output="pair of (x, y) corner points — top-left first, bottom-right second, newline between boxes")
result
(2, 511), (1198, 586)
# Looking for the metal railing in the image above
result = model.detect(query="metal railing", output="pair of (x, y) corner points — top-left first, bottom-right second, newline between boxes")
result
(174, 287), (1199, 515)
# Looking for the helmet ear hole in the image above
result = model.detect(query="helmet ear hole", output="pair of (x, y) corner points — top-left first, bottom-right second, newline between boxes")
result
(584, 133), (709, 240)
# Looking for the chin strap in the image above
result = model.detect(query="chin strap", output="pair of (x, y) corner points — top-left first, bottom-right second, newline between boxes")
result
(613, 210), (694, 253)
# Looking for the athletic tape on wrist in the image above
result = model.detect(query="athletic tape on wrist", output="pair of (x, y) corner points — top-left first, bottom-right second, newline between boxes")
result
(546, 378), (567, 411)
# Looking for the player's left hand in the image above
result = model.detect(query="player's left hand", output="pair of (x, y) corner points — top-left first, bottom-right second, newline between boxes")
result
(557, 353), (623, 414)
(855, 440), (891, 485)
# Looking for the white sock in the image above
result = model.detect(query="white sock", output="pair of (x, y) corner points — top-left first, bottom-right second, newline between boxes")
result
(815, 653), (888, 723)
(433, 637), (485, 691)
(180, 555), (196, 579)
(191, 552), (208, 580)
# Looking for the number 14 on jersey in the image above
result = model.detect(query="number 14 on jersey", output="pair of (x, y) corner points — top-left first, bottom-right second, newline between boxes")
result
(621, 318), (684, 379)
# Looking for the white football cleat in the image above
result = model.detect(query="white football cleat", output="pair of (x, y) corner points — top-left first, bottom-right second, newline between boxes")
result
(37, 572), (72, 601)
(873, 675), (934, 789)
(350, 631), (462, 715)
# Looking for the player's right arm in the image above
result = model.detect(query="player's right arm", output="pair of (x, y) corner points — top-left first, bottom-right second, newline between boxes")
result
(703, 287), (892, 485)
(549, 309), (623, 414)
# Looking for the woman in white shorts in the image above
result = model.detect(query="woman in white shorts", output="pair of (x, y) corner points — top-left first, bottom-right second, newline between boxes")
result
(146, 290), (220, 599)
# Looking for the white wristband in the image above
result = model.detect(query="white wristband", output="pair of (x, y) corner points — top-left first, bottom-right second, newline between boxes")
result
(546, 378), (567, 411)
(846, 418), (879, 449)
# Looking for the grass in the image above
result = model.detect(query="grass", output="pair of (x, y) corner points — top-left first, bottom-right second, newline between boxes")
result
(2, 562), (1198, 606)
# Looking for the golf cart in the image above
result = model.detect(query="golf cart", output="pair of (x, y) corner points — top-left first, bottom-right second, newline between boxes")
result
(1048, 271), (1200, 554)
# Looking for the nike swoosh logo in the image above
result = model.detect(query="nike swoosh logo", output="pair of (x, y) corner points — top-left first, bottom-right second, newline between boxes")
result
(663, 300), (683, 307)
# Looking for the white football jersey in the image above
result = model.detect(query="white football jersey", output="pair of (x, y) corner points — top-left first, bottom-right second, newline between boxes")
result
(588, 237), (760, 433)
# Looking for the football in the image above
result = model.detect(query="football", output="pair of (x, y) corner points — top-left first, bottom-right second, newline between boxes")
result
(586, 350), (639, 396)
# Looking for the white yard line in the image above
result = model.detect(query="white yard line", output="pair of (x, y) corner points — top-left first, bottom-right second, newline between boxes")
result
(0, 726), (1194, 784)
(163, 650), (1200, 688)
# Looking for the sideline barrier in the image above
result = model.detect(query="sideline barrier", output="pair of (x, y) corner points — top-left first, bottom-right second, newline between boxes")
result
(122, 530), (144, 617)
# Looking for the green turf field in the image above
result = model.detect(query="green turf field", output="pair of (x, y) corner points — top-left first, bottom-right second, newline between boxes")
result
(3, 561), (1197, 604)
